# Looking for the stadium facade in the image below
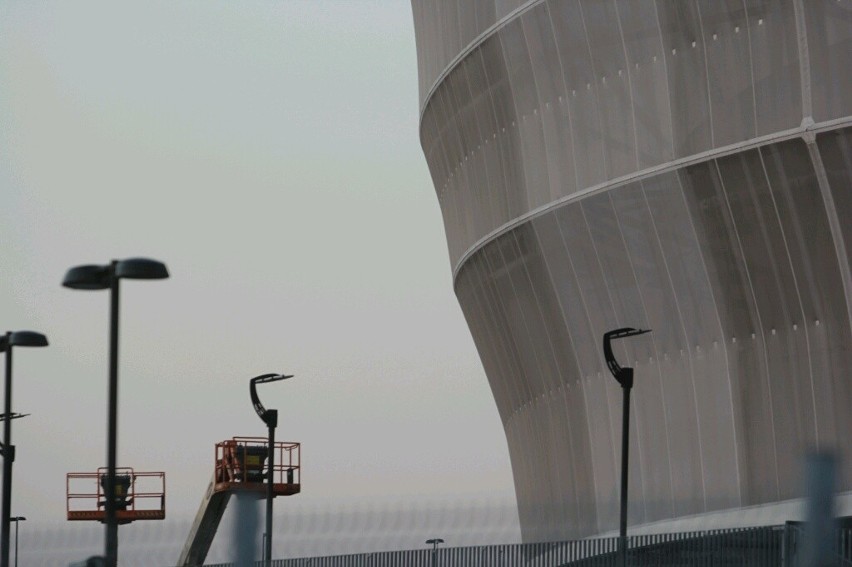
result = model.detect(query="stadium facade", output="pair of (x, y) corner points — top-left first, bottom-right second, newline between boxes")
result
(412, 0), (852, 542)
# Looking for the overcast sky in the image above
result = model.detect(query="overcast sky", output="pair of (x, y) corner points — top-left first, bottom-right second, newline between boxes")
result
(0, 2), (519, 563)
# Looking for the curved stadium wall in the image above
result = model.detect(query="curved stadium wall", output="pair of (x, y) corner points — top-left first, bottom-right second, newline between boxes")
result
(412, 0), (852, 542)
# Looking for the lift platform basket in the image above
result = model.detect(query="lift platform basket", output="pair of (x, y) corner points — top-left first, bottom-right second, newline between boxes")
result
(213, 436), (300, 496)
(66, 467), (165, 523)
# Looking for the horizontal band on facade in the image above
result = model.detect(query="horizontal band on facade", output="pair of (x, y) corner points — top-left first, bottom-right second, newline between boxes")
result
(451, 116), (852, 285)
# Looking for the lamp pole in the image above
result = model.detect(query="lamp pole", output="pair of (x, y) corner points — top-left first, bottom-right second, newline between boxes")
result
(63, 258), (168, 567)
(250, 373), (292, 566)
(105, 261), (120, 566)
(603, 327), (650, 567)
(2, 337), (12, 567)
(9, 517), (24, 567)
(425, 538), (444, 567)
(1, 332), (47, 567)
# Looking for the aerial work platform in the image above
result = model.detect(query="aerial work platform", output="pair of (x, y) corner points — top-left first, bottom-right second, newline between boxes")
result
(177, 437), (300, 566)
(66, 468), (166, 523)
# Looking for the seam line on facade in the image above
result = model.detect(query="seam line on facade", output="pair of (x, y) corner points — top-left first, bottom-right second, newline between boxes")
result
(695, 2), (716, 149)
(695, 162), (741, 506)
(669, 176), (709, 512)
(743, 1), (760, 137)
(640, 180), (699, 518)
(793, 0), (813, 122)
(451, 117), (852, 284)
(608, 191), (653, 522)
(520, 228), (581, 532)
(653, 0), (677, 169)
(758, 149), (819, 448)
(613, 0), (640, 171)
(553, 211), (601, 523)
(676, 167), (736, 509)
(544, 2), (583, 196)
(806, 138), (852, 362)
(576, 1), (609, 183)
(715, 155), (781, 500)
(532, 226), (584, 529)
(578, 199), (623, 527)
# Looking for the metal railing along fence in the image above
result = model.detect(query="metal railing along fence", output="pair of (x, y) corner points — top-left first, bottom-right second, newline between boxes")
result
(202, 524), (852, 567)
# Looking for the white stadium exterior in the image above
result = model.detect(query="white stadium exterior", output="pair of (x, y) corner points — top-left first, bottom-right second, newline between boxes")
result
(413, 0), (852, 542)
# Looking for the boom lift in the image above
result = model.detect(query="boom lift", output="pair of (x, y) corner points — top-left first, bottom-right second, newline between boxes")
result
(177, 437), (300, 566)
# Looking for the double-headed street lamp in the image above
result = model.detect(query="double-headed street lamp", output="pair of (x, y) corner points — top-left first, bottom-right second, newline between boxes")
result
(63, 258), (169, 567)
(8, 517), (24, 567)
(250, 372), (292, 566)
(0, 331), (47, 567)
(603, 327), (650, 567)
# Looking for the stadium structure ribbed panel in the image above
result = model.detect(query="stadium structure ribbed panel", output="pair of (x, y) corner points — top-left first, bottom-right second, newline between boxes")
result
(412, 0), (852, 542)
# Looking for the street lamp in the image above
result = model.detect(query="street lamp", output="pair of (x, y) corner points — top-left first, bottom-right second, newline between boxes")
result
(63, 258), (169, 567)
(425, 538), (444, 567)
(249, 372), (292, 566)
(603, 327), (650, 567)
(8, 517), (24, 567)
(0, 331), (47, 567)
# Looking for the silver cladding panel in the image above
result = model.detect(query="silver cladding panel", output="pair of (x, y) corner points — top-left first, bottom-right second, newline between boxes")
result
(412, 0), (852, 542)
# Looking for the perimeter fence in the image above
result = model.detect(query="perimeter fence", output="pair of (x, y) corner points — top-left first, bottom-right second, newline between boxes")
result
(204, 523), (852, 566)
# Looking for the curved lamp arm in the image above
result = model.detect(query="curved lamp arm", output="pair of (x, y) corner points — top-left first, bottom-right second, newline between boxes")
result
(603, 328), (651, 388)
(249, 373), (292, 428)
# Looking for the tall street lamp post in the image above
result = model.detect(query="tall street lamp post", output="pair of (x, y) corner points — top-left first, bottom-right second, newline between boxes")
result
(425, 538), (444, 567)
(0, 331), (47, 567)
(63, 258), (169, 567)
(250, 373), (292, 566)
(8, 517), (24, 567)
(603, 327), (650, 567)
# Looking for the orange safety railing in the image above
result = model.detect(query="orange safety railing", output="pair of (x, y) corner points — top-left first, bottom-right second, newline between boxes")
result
(214, 436), (300, 491)
(67, 467), (165, 522)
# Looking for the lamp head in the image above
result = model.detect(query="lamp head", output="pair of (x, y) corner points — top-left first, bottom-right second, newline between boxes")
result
(63, 258), (169, 290)
(0, 331), (48, 352)
(250, 373), (293, 386)
(0, 413), (30, 422)
(62, 264), (111, 290)
(114, 258), (169, 280)
(604, 327), (651, 341)
(9, 331), (48, 348)
(426, 538), (444, 545)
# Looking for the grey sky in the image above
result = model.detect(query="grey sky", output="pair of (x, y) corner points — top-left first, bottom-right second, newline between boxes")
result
(0, 1), (518, 561)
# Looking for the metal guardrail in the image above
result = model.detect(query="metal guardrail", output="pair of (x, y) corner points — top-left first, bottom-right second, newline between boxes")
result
(214, 437), (300, 487)
(67, 468), (166, 523)
(202, 525), (852, 567)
